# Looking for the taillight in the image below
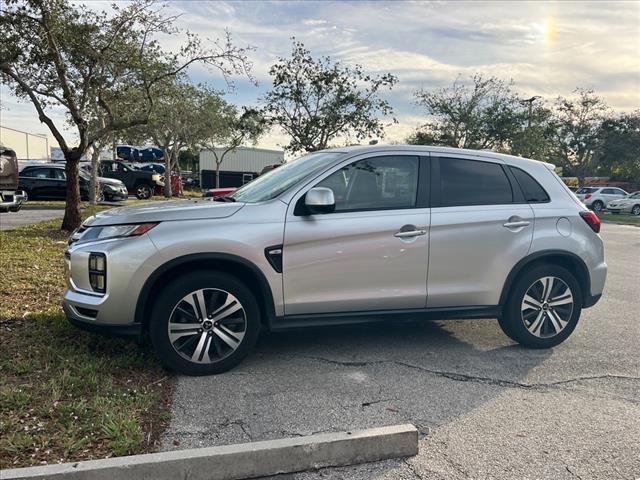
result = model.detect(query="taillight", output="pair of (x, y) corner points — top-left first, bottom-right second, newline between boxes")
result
(584, 193), (592, 200)
(580, 211), (601, 233)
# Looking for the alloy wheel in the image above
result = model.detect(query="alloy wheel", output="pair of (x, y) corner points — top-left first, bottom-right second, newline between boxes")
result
(632, 205), (640, 216)
(521, 276), (574, 338)
(167, 288), (247, 364)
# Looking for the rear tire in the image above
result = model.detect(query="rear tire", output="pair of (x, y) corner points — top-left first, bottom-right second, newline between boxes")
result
(135, 183), (152, 200)
(632, 205), (640, 216)
(500, 264), (582, 349)
(149, 271), (261, 375)
(591, 200), (604, 212)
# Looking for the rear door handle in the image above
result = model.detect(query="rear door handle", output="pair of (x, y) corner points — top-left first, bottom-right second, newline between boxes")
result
(503, 220), (530, 229)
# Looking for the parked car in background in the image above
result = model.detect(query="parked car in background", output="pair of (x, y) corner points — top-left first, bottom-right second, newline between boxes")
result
(98, 160), (163, 199)
(0, 143), (27, 212)
(574, 186), (628, 212)
(64, 145), (606, 375)
(203, 187), (236, 198)
(19, 164), (128, 201)
(607, 191), (640, 216)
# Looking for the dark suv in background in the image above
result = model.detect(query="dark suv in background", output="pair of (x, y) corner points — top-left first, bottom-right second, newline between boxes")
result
(98, 160), (163, 199)
(19, 164), (128, 202)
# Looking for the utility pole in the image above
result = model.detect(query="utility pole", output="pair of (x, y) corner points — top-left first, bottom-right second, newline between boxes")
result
(520, 96), (541, 128)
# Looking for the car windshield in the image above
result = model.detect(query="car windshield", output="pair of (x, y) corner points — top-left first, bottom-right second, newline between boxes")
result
(576, 187), (598, 194)
(629, 192), (640, 199)
(229, 152), (345, 203)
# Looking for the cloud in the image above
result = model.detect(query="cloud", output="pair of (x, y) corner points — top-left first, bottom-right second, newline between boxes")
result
(2, 0), (638, 151)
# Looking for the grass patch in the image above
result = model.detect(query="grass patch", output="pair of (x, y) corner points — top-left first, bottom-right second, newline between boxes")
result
(0, 210), (172, 469)
(598, 212), (640, 226)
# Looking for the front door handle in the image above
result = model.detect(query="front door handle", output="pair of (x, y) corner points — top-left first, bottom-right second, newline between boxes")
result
(394, 224), (427, 238)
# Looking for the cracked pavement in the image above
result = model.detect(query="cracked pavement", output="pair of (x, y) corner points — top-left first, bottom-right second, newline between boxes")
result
(162, 223), (640, 479)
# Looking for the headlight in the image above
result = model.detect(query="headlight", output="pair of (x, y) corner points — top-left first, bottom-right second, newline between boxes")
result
(152, 174), (161, 181)
(71, 223), (158, 244)
(102, 184), (117, 191)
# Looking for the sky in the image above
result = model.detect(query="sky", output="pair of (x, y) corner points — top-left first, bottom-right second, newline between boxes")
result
(1, 0), (639, 152)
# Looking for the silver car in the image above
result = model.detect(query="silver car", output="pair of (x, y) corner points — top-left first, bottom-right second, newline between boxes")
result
(63, 146), (607, 375)
(607, 191), (640, 216)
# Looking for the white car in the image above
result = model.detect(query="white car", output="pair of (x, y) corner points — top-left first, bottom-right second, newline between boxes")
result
(574, 186), (628, 212)
(607, 191), (640, 216)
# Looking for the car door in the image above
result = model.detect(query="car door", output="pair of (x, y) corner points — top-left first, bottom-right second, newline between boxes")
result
(50, 168), (67, 198)
(26, 167), (56, 198)
(427, 155), (534, 308)
(282, 153), (430, 315)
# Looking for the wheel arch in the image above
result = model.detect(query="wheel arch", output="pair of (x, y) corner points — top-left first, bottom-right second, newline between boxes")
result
(135, 253), (276, 331)
(499, 250), (591, 308)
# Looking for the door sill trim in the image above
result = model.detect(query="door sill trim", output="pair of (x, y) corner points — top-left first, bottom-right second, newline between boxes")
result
(271, 306), (500, 331)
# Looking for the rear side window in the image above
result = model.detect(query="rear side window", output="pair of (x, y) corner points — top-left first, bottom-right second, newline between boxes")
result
(439, 158), (513, 206)
(576, 187), (597, 194)
(509, 166), (549, 203)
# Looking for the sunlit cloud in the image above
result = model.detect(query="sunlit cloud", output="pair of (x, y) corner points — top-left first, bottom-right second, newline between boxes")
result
(1, 0), (638, 150)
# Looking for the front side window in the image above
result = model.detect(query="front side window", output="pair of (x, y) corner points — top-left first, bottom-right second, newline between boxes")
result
(317, 156), (419, 212)
(52, 169), (65, 180)
(601, 188), (615, 195)
(439, 157), (512, 206)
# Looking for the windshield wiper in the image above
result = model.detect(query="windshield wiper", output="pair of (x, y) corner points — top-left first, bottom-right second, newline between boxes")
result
(213, 196), (236, 202)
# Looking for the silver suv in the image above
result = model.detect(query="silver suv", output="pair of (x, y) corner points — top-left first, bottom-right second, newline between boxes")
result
(63, 146), (607, 375)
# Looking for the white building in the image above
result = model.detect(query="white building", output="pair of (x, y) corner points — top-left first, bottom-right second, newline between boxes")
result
(0, 126), (50, 161)
(199, 146), (284, 188)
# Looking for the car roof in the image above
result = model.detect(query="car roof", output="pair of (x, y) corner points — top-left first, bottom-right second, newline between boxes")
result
(319, 144), (555, 170)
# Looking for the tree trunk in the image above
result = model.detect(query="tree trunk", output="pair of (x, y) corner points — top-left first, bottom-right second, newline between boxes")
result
(163, 148), (172, 198)
(89, 147), (101, 205)
(216, 162), (220, 188)
(61, 151), (83, 231)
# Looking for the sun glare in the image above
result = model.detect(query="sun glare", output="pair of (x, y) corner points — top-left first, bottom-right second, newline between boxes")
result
(544, 17), (557, 45)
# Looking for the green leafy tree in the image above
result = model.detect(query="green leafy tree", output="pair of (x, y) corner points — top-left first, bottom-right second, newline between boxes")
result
(411, 74), (524, 151)
(262, 39), (397, 153)
(547, 89), (610, 184)
(201, 107), (267, 187)
(0, 0), (252, 229)
(595, 111), (640, 184)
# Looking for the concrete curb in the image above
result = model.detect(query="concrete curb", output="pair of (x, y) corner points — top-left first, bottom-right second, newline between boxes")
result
(2, 424), (418, 480)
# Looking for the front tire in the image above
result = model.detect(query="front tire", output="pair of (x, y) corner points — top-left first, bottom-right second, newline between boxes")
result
(632, 205), (640, 216)
(500, 264), (582, 349)
(149, 272), (261, 375)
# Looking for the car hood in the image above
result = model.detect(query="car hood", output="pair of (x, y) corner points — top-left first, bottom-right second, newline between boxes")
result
(83, 199), (244, 226)
(98, 177), (125, 186)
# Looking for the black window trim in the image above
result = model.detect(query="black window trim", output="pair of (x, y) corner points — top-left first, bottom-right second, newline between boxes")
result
(294, 154), (430, 216)
(431, 155), (521, 208)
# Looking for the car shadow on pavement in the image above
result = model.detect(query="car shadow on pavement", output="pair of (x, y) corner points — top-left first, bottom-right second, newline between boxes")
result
(165, 318), (553, 460)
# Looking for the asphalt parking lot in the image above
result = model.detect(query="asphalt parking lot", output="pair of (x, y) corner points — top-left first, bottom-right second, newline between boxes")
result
(2, 223), (635, 476)
(162, 222), (639, 479)
(0, 208), (65, 231)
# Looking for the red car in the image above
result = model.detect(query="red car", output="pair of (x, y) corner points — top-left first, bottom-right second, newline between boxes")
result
(203, 187), (236, 198)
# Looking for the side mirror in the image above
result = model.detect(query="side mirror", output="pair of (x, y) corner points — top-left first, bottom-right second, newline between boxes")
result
(304, 187), (335, 215)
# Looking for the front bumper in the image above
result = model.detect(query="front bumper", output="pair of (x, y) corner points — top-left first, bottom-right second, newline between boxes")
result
(606, 205), (633, 214)
(63, 301), (141, 337)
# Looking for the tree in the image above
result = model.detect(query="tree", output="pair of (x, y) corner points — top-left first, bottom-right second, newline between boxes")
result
(201, 107), (267, 187)
(548, 89), (610, 183)
(1, 0), (252, 230)
(595, 111), (640, 184)
(410, 74), (523, 151)
(262, 39), (397, 153)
